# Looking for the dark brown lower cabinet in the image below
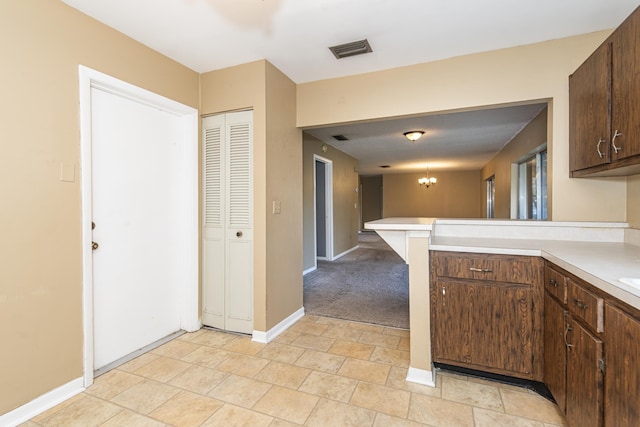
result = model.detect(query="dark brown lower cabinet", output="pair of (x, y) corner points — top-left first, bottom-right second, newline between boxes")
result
(544, 293), (567, 413)
(604, 303), (640, 427)
(430, 252), (543, 380)
(565, 317), (603, 427)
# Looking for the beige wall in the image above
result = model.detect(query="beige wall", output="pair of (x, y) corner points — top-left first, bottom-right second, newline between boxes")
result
(201, 60), (303, 332)
(482, 107), (549, 218)
(628, 175), (640, 228)
(383, 171), (482, 218)
(360, 175), (383, 228)
(0, 0), (199, 414)
(297, 32), (628, 222)
(264, 62), (304, 328)
(302, 135), (360, 271)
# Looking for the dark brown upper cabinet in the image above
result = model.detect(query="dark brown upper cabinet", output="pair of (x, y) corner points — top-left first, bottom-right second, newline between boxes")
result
(570, 6), (640, 177)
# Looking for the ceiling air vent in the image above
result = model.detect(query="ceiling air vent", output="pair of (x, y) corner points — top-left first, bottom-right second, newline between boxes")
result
(329, 39), (372, 59)
(332, 134), (349, 141)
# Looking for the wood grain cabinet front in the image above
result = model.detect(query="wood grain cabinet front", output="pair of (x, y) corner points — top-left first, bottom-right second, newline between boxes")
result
(569, 5), (640, 177)
(430, 251), (543, 380)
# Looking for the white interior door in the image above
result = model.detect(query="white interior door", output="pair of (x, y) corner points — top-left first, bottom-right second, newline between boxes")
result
(91, 87), (183, 370)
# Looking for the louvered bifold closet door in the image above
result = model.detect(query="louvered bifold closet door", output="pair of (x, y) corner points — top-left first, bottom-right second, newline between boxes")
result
(224, 110), (253, 334)
(202, 114), (226, 330)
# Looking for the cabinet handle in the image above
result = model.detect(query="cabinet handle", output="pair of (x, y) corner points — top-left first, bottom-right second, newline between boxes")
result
(442, 286), (446, 307)
(612, 130), (622, 154)
(564, 324), (574, 350)
(573, 298), (588, 310)
(596, 138), (605, 158)
(469, 267), (493, 273)
(548, 279), (558, 287)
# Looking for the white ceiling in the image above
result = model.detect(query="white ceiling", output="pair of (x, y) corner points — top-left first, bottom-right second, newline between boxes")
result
(305, 103), (547, 175)
(60, 0), (639, 173)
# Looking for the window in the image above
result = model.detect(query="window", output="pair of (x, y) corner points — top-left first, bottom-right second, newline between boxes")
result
(486, 176), (495, 218)
(518, 149), (547, 220)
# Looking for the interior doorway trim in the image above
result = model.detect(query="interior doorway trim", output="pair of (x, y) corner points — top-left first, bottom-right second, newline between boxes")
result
(78, 65), (199, 388)
(313, 155), (334, 262)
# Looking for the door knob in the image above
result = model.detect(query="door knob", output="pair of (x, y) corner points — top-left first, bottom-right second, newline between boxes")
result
(92, 241), (99, 250)
(236, 231), (243, 238)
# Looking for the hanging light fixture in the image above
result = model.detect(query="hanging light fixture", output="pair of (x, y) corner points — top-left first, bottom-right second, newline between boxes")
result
(403, 130), (424, 142)
(418, 165), (437, 188)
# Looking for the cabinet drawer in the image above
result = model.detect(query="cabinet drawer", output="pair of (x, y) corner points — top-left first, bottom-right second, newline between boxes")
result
(433, 252), (534, 285)
(545, 265), (567, 303)
(567, 278), (604, 332)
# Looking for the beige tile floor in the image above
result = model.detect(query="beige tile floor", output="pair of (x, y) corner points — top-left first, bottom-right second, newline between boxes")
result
(25, 315), (568, 427)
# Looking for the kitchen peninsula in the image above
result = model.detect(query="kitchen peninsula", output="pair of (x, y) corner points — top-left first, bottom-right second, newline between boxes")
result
(365, 218), (640, 427)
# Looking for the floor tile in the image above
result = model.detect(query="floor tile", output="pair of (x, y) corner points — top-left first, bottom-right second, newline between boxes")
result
(373, 413), (429, 427)
(110, 379), (180, 414)
(133, 355), (191, 383)
(350, 382), (411, 418)
(215, 352), (270, 377)
(500, 388), (567, 425)
(101, 409), (167, 427)
(117, 352), (160, 373)
(254, 360), (311, 389)
(37, 394), (122, 427)
(441, 375), (504, 412)
(386, 367), (442, 397)
(294, 349), (345, 374)
(348, 322), (386, 333)
(150, 338), (200, 359)
(328, 339), (375, 360)
(168, 364), (229, 394)
(32, 393), (85, 423)
(290, 321), (329, 336)
(222, 336), (266, 355)
(291, 333), (335, 351)
(321, 324), (364, 342)
(253, 386), (319, 424)
(200, 404), (274, 427)
(398, 336), (411, 351)
(474, 407), (546, 427)
(383, 328), (410, 338)
(208, 374), (272, 408)
(85, 370), (144, 400)
(358, 331), (401, 349)
(180, 346), (231, 368)
(190, 328), (239, 347)
(369, 346), (410, 367)
(408, 393), (475, 427)
(305, 398), (376, 427)
(148, 390), (223, 426)
(298, 370), (359, 402)
(338, 358), (391, 385)
(272, 329), (301, 344)
(255, 342), (306, 364)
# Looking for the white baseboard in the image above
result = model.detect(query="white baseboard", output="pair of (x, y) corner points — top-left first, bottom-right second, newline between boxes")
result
(333, 245), (359, 261)
(406, 366), (436, 387)
(252, 307), (305, 344)
(0, 377), (84, 427)
(303, 265), (317, 275)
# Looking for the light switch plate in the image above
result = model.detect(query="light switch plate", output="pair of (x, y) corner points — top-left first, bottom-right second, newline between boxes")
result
(273, 200), (282, 214)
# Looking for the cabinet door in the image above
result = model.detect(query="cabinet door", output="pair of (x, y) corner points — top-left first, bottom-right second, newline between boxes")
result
(604, 304), (640, 427)
(611, 8), (640, 161)
(566, 317), (603, 427)
(544, 293), (567, 413)
(434, 279), (535, 377)
(569, 42), (611, 172)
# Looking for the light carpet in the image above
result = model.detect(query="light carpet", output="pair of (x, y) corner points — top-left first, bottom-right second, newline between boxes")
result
(303, 232), (409, 329)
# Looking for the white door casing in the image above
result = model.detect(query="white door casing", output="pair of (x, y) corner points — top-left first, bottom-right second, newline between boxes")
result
(79, 66), (199, 386)
(202, 110), (253, 334)
(313, 155), (333, 261)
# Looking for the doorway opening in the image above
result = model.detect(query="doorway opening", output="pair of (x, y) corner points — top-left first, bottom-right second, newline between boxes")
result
(314, 155), (333, 261)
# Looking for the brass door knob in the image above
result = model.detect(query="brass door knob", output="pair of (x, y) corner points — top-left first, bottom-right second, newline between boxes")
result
(236, 231), (243, 238)
(92, 241), (99, 250)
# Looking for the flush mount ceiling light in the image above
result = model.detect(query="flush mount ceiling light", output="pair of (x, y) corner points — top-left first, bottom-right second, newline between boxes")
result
(329, 39), (373, 59)
(404, 131), (424, 142)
